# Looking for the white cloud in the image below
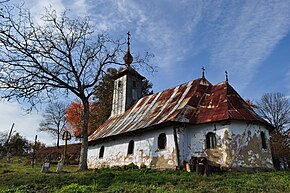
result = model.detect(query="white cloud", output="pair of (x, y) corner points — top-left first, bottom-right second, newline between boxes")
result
(207, 1), (290, 90)
(69, 0), (89, 16)
(9, 0), (290, 90)
(11, 0), (89, 24)
(25, 0), (66, 25)
(101, 1), (201, 72)
(0, 101), (55, 146)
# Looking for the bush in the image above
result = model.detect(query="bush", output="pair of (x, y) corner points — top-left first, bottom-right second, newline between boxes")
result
(123, 163), (138, 170)
(58, 184), (95, 193)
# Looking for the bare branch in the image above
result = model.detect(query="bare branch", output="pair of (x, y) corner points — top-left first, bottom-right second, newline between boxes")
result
(0, 6), (155, 170)
(256, 92), (290, 133)
(38, 102), (68, 148)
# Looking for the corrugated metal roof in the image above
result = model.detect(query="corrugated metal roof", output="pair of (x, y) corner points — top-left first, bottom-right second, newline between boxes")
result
(89, 78), (271, 141)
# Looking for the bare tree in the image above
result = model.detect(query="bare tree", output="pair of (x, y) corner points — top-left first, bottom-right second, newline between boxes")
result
(256, 92), (290, 169)
(256, 92), (290, 134)
(0, 0), (9, 17)
(0, 6), (152, 170)
(39, 102), (68, 148)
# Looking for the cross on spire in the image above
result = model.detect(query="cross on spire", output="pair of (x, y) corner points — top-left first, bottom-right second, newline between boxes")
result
(127, 31), (131, 51)
(123, 31), (133, 66)
(201, 66), (205, 78)
(225, 70), (228, 82)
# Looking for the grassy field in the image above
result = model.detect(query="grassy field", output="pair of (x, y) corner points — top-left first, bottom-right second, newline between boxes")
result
(0, 157), (290, 193)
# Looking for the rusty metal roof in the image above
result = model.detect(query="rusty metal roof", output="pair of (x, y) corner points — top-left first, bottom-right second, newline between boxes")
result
(191, 82), (270, 125)
(89, 78), (271, 141)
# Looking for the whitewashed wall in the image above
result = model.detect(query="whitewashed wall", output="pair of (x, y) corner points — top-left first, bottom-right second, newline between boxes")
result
(88, 121), (273, 170)
(181, 121), (273, 170)
(88, 126), (177, 169)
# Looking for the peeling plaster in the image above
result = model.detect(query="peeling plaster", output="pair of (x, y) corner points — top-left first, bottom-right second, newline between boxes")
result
(185, 121), (273, 170)
(88, 121), (273, 170)
(88, 127), (177, 169)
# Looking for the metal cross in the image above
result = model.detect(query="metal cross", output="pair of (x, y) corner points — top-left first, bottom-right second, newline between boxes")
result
(201, 66), (205, 78)
(127, 31), (131, 47)
(225, 70), (228, 82)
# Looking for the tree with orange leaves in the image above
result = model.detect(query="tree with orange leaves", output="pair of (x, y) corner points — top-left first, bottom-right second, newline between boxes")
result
(65, 100), (97, 138)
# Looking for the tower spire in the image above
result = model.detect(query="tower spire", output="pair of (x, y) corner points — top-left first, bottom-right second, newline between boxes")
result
(123, 31), (133, 67)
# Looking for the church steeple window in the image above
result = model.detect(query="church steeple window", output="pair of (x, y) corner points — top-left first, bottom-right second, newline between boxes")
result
(118, 81), (122, 88)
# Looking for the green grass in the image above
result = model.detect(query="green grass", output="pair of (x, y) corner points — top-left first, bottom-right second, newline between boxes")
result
(0, 157), (290, 192)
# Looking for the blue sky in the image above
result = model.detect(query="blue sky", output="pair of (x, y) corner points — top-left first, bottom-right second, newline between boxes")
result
(1, 0), (290, 145)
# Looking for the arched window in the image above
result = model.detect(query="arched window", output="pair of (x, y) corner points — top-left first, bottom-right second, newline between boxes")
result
(206, 132), (217, 149)
(261, 131), (267, 149)
(99, 146), (105, 158)
(158, 133), (166, 150)
(127, 140), (134, 155)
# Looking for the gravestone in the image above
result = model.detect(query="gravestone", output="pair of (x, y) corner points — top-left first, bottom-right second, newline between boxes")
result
(41, 155), (51, 173)
(56, 155), (64, 172)
(41, 161), (50, 173)
(41, 160), (50, 173)
(7, 152), (12, 163)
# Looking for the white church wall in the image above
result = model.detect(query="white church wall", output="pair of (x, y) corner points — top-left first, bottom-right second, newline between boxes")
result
(88, 126), (177, 169)
(88, 121), (273, 170)
(184, 121), (273, 170)
(228, 122), (273, 170)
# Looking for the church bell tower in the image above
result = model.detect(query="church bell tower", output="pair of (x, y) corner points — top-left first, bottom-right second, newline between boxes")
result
(111, 32), (145, 117)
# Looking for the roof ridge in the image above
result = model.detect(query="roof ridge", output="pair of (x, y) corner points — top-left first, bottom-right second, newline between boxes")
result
(155, 77), (211, 95)
(172, 78), (212, 123)
(126, 77), (212, 109)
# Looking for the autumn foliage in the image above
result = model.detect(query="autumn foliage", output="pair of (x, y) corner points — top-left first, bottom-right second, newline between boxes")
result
(65, 100), (97, 138)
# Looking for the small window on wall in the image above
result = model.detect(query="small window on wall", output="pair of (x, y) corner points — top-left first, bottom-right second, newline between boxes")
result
(206, 132), (217, 149)
(99, 146), (105, 158)
(158, 133), (166, 150)
(261, 131), (267, 149)
(118, 81), (122, 88)
(127, 140), (134, 155)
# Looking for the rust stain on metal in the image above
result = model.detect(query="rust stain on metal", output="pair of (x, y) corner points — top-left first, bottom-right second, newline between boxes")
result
(89, 78), (272, 141)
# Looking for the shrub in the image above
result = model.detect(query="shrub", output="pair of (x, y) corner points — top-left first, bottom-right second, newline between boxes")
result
(123, 163), (138, 170)
(58, 183), (95, 193)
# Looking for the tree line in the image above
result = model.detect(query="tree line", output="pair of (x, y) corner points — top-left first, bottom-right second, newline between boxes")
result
(0, 130), (45, 159)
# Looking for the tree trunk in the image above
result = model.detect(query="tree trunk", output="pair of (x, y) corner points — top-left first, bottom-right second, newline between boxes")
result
(79, 98), (89, 170)
(57, 135), (59, 148)
(57, 126), (60, 148)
